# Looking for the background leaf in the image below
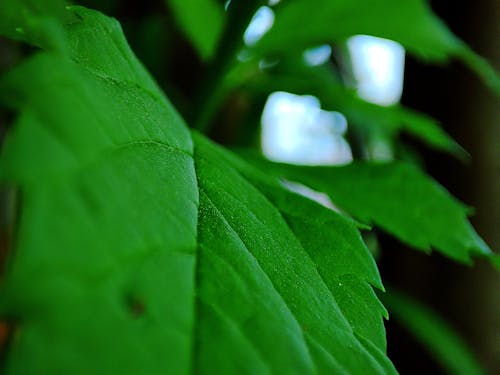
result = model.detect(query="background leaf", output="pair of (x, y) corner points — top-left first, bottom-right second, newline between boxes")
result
(242, 155), (491, 263)
(255, 0), (500, 92)
(164, 0), (224, 60)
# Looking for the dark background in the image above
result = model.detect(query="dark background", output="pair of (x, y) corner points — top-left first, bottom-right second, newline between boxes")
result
(384, 0), (499, 373)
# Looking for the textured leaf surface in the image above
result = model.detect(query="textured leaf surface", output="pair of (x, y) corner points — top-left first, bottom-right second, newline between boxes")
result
(255, 0), (499, 92)
(243, 156), (491, 263)
(164, 0), (224, 59)
(194, 135), (394, 374)
(381, 290), (485, 375)
(0, 3), (394, 374)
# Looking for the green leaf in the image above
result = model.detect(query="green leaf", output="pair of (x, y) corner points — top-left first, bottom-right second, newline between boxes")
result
(194, 134), (394, 373)
(492, 254), (500, 272)
(242, 155), (491, 263)
(1, 5), (197, 373)
(255, 0), (500, 92)
(0, 4), (395, 373)
(381, 290), (485, 375)
(164, 0), (224, 59)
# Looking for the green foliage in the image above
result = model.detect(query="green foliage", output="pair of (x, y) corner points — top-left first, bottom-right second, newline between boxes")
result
(0, 0), (497, 374)
(194, 135), (394, 373)
(1, 6), (197, 373)
(254, 0), (500, 92)
(164, 0), (224, 59)
(258, 0), (461, 59)
(0, 4), (393, 373)
(241, 155), (491, 263)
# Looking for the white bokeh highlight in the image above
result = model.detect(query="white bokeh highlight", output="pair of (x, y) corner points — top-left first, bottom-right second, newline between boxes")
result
(261, 92), (353, 165)
(347, 35), (405, 106)
(243, 6), (274, 46)
(303, 45), (332, 66)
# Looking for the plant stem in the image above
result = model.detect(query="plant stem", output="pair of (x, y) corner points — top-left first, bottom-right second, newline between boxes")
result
(191, 0), (262, 134)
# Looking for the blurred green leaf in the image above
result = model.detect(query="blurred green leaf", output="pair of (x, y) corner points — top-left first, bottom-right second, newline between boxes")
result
(0, 0), (72, 52)
(0, 3), (395, 373)
(242, 155), (491, 263)
(492, 254), (500, 272)
(255, 0), (500, 92)
(381, 290), (485, 375)
(164, 0), (224, 59)
(0, 5), (197, 373)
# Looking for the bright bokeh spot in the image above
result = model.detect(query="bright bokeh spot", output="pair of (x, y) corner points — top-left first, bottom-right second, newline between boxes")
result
(261, 92), (353, 165)
(282, 180), (336, 209)
(347, 35), (405, 106)
(243, 6), (274, 46)
(303, 45), (332, 66)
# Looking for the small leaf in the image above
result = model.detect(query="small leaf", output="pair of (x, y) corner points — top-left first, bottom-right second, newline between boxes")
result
(243, 155), (491, 263)
(381, 290), (485, 375)
(164, 0), (225, 59)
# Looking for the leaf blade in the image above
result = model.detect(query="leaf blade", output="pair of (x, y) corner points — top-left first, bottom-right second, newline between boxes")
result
(194, 133), (395, 373)
(242, 155), (491, 263)
(1, 5), (199, 373)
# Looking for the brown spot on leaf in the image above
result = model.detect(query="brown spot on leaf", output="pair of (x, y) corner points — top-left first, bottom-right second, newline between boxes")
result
(126, 295), (146, 319)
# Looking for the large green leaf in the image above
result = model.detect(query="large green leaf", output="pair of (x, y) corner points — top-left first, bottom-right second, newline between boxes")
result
(381, 290), (485, 375)
(243, 155), (491, 263)
(255, 0), (499, 92)
(0, 3), (395, 373)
